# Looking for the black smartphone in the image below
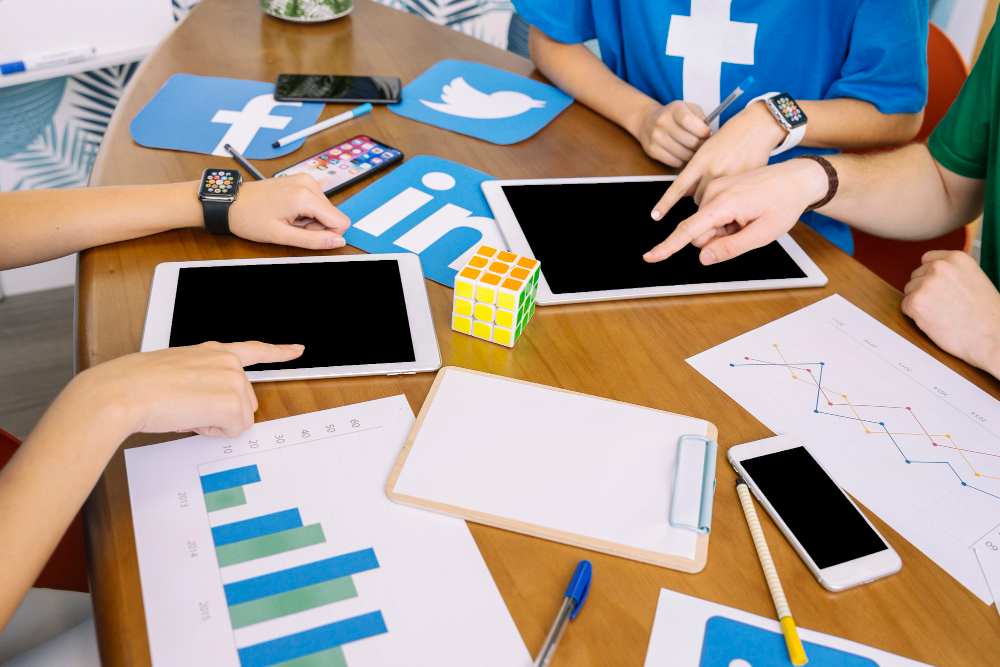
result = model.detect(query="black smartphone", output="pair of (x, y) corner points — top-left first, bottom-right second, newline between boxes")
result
(274, 74), (402, 104)
(271, 135), (403, 196)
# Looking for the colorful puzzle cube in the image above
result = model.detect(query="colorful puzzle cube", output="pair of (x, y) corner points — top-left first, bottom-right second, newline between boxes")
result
(452, 245), (540, 347)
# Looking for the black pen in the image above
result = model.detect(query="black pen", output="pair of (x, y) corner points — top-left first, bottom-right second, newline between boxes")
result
(224, 143), (267, 181)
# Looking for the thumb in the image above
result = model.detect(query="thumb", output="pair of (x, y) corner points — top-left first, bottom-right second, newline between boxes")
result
(266, 220), (347, 250)
(303, 193), (351, 235)
(222, 341), (305, 367)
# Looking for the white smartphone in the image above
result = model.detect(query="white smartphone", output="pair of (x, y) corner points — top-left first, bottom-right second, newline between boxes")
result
(728, 434), (901, 591)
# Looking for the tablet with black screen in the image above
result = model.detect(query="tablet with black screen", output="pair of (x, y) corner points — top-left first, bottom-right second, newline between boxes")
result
(482, 176), (827, 304)
(140, 254), (441, 381)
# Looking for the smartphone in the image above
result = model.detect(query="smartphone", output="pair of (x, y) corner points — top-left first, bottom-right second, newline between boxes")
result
(272, 136), (403, 196)
(728, 434), (901, 591)
(274, 74), (402, 104)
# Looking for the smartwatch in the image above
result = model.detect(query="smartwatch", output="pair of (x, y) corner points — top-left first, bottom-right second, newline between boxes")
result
(198, 168), (242, 234)
(747, 92), (808, 157)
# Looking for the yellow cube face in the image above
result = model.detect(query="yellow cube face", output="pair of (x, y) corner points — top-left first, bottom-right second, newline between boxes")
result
(452, 247), (539, 347)
(455, 297), (473, 317)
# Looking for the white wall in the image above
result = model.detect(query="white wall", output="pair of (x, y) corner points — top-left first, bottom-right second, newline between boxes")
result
(0, 254), (76, 297)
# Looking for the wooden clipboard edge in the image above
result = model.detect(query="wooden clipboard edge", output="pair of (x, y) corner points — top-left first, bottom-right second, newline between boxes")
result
(385, 366), (717, 573)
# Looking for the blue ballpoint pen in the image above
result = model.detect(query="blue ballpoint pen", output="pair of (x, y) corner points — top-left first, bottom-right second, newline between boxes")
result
(534, 560), (592, 667)
(703, 75), (755, 126)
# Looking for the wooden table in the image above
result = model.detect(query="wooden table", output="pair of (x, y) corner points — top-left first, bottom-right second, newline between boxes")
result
(82, 0), (1000, 664)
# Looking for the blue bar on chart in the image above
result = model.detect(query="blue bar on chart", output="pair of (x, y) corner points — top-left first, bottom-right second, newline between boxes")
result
(224, 548), (380, 606)
(237, 611), (388, 667)
(212, 509), (304, 547)
(201, 465), (262, 493)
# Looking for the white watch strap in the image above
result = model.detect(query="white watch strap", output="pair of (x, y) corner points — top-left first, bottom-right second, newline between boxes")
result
(746, 91), (807, 157)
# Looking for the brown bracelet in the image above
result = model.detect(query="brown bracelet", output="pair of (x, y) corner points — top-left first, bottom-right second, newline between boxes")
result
(795, 154), (838, 211)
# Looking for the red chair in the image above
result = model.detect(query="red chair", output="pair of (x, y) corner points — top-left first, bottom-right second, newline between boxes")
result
(0, 427), (89, 592)
(850, 22), (973, 293)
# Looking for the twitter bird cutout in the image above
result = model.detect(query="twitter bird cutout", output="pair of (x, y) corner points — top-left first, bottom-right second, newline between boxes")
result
(390, 60), (572, 144)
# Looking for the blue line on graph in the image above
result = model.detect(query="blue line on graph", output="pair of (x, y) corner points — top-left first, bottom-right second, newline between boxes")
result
(224, 548), (380, 606)
(211, 509), (303, 547)
(237, 610), (388, 667)
(732, 357), (1000, 503)
(200, 465), (261, 494)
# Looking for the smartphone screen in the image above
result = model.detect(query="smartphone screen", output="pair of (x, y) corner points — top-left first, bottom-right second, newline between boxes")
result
(741, 446), (889, 569)
(272, 136), (401, 195)
(274, 75), (402, 103)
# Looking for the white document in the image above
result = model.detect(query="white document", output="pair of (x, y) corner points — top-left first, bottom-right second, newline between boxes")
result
(688, 294), (1000, 603)
(975, 547), (1000, 623)
(644, 588), (929, 666)
(124, 395), (530, 667)
(391, 369), (709, 562)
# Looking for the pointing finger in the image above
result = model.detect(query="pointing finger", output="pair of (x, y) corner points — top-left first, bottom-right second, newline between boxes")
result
(644, 204), (735, 263)
(222, 341), (306, 368)
(652, 169), (701, 221)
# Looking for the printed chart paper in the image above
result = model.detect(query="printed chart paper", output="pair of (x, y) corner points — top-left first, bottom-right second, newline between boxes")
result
(125, 396), (530, 667)
(644, 588), (928, 666)
(688, 294), (1000, 603)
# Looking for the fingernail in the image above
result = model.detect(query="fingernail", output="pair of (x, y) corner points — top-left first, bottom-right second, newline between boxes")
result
(290, 344), (305, 351)
(702, 249), (716, 265)
(651, 210), (661, 221)
(326, 237), (339, 249)
(643, 251), (653, 261)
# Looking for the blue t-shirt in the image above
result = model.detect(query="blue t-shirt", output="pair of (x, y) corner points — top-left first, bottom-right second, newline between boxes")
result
(513, 0), (929, 255)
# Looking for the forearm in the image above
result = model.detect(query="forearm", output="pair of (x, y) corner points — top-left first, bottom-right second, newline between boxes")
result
(798, 98), (923, 149)
(813, 144), (984, 239)
(0, 373), (130, 630)
(528, 26), (658, 139)
(0, 181), (203, 270)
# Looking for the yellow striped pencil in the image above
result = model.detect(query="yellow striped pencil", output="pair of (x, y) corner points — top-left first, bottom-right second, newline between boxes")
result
(735, 477), (808, 665)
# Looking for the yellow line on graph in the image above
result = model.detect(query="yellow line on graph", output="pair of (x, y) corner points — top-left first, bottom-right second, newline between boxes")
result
(773, 344), (796, 379)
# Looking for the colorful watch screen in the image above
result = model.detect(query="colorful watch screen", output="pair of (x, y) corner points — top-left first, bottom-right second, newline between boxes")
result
(200, 169), (239, 197)
(772, 94), (806, 127)
(273, 136), (401, 194)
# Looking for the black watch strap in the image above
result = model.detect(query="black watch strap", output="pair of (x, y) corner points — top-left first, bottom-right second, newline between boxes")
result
(202, 199), (232, 234)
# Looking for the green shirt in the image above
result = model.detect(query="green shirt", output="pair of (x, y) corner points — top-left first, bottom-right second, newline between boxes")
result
(929, 18), (998, 286)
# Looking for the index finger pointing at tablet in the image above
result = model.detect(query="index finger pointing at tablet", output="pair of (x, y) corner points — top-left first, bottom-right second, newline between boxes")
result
(643, 204), (735, 264)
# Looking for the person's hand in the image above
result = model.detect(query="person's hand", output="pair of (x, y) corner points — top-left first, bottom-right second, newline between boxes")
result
(635, 100), (712, 168)
(229, 173), (351, 250)
(643, 158), (829, 264)
(65, 341), (304, 441)
(650, 101), (788, 221)
(902, 251), (1000, 373)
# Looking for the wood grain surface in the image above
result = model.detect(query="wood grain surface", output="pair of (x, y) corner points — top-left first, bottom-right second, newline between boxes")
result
(81, 0), (1000, 664)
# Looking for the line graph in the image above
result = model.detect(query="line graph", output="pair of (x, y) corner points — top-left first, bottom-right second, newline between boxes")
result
(733, 345), (1000, 500)
(689, 295), (1000, 603)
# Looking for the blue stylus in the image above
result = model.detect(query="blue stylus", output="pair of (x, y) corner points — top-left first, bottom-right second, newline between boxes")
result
(533, 560), (592, 667)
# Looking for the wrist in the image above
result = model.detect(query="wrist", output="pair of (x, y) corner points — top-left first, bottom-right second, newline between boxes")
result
(628, 98), (662, 140)
(787, 157), (831, 211)
(743, 101), (788, 147)
(63, 366), (141, 445)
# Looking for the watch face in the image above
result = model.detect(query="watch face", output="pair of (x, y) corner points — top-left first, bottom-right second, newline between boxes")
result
(199, 169), (240, 198)
(771, 93), (807, 128)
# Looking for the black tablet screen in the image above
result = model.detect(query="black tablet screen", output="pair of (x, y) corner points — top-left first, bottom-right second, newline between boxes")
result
(500, 181), (806, 294)
(168, 261), (415, 371)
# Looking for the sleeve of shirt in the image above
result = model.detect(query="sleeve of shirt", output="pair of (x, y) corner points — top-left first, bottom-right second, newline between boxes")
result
(511, 0), (596, 44)
(823, 0), (928, 114)
(928, 22), (995, 179)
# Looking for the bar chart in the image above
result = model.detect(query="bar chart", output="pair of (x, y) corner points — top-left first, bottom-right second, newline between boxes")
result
(125, 395), (531, 667)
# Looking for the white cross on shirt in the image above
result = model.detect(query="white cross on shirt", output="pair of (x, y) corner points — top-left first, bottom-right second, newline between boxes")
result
(665, 0), (757, 129)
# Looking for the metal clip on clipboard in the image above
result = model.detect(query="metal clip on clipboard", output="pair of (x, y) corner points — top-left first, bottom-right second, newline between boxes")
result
(668, 435), (718, 534)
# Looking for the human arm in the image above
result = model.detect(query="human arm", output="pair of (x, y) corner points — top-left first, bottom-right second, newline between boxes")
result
(642, 143), (985, 265)
(527, 26), (711, 167)
(0, 341), (304, 632)
(0, 173), (351, 271)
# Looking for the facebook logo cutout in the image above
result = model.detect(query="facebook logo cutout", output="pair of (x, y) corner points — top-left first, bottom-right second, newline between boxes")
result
(700, 617), (877, 667)
(389, 60), (573, 145)
(129, 74), (324, 159)
(340, 156), (506, 287)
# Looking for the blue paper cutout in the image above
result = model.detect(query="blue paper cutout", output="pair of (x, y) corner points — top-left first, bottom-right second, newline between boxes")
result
(389, 60), (572, 145)
(339, 156), (505, 287)
(129, 74), (324, 159)
(700, 617), (879, 666)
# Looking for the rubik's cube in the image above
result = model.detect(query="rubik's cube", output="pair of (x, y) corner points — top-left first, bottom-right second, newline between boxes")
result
(452, 246), (540, 347)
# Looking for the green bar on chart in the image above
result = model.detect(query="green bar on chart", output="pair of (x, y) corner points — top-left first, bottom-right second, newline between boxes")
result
(273, 646), (348, 667)
(216, 524), (325, 567)
(204, 486), (247, 512)
(228, 576), (358, 629)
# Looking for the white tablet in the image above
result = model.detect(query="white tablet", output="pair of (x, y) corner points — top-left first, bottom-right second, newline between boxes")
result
(140, 254), (441, 382)
(481, 175), (828, 305)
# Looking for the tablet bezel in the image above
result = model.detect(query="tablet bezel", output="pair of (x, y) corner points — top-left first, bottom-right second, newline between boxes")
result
(482, 175), (828, 305)
(140, 253), (442, 382)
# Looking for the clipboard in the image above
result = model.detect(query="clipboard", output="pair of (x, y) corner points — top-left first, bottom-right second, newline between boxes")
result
(386, 367), (718, 572)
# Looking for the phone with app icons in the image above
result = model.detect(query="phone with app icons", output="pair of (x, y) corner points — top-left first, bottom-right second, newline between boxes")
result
(271, 135), (403, 196)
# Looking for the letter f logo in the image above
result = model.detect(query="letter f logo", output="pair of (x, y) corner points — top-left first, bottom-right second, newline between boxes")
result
(209, 94), (303, 156)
